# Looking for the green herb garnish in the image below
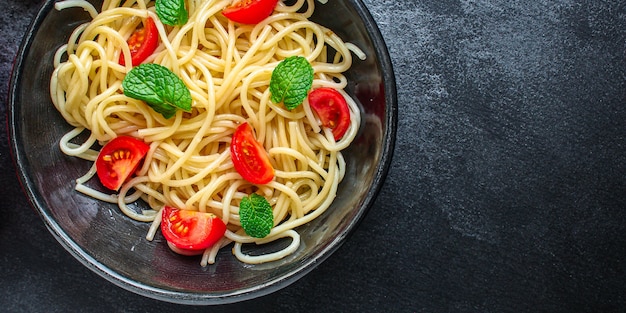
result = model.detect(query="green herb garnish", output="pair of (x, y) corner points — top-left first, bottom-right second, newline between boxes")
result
(122, 63), (192, 119)
(239, 194), (274, 238)
(269, 56), (314, 110)
(155, 0), (188, 26)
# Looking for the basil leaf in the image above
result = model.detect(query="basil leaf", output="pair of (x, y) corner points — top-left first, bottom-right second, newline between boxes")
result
(270, 56), (314, 110)
(122, 63), (192, 119)
(155, 0), (188, 26)
(239, 194), (273, 238)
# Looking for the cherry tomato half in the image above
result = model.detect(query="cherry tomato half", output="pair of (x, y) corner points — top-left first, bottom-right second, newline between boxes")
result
(119, 17), (159, 66)
(222, 0), (279, 24)
(161, 206), (227, 251)
(230, 122), (274, 184)
(95, 136), (150, 191)
(308, 87), (351, 140)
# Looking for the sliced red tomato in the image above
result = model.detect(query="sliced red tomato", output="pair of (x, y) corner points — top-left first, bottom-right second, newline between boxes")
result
(119, 17), (159, 66)
(95, 136), (150, 191)
(230, 122), (274, 184)
(222, 0), (279, 24)
(161, 206), (227, 251)
(308, 87), (351, 140)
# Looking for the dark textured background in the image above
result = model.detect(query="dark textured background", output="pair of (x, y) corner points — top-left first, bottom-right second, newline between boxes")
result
(2, 0), (626, 312)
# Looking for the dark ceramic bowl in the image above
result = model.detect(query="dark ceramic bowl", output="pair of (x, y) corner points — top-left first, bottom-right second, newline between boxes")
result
(8, 0), (396, 304)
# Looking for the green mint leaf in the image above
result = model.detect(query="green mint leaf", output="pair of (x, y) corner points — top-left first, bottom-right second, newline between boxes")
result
(155, 0), (188, 26)
(239, 194), (273, 238)
(122, 63), (192, 119)
(270, 56), (314, 110)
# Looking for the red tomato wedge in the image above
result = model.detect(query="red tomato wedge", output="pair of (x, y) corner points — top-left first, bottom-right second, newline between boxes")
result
(95, 136), (150, 191)
(230, 122), (274, 184)
(308, 87), (351, 140)
(222, 0), (279, 24)
(161, 206), (227, 251)
(119, 17), (159, 66)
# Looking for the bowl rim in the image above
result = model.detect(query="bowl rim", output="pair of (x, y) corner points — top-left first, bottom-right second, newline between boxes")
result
(7, 0), (398, 305)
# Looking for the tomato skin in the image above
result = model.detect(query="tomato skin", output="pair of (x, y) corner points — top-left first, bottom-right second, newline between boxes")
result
(230, 122), (274, 184)
(222, 0), (279, 24)
(308, 88), (351, 140)
(95, 136), (150, 191)
(119, 17), (159, 66)
(161, 206), (227, 251)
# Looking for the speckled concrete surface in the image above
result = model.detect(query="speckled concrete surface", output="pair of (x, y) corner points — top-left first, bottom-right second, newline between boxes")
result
(1, 0), (625, 312)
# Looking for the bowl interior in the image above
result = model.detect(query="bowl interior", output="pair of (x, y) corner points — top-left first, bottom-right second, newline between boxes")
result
(9, 0), (396, 304)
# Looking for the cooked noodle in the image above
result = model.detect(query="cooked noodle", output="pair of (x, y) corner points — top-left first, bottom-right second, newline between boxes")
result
(50, 0), (362, 265)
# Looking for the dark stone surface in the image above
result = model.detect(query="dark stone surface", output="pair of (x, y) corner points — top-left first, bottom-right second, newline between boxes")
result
(1, 0), (625, 312)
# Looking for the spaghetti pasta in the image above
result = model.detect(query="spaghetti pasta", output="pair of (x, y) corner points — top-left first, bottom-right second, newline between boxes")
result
(50, 0), (362, 266)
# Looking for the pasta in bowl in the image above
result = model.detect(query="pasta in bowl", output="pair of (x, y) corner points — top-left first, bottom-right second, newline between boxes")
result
(9, 0), (396, 304)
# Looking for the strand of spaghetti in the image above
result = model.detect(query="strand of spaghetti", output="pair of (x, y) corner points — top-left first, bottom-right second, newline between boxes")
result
(219, 178), (245, 224)
(166, 20), (197, 65)
(133, 182), (168, 208)
(182, 54), (219, 121)
(254, 17), (312, 54)
(58, 127), (94, 157)
(193, 172), (242, 213)
(232, 230), (300, 264)
(146, 207), (164, 240)
(174, 171), (228, 209)
(224, 229), (258, 244)
(216, 25), (274, 103)
(146, 101), (216, 184)
(63, 54), (89, 126)
(293, 181), (321, 213)
(140, 109), (185, 142)
(66, 22), (91, 60)
(205, 199), (240, 218)
(274, 169), (323, 182)
(118, 176), (158, 222)
(272, 187), (295, 224)
(80, 8), (149, 44)
(102, 0), (147, 11)
(265, 180), (304, 218)
(135, 142), (159, 176)
(151, 136), (223, 164)
(278, 0), (313, 16)
(75, 183), (118, 203)
(295, 118), (320, 159)
(164, 184), (187, 209)
(147, 10), (182, 74)
(49, 68), (69, 119)
(346, 42), (367, 60)
(136, 112), (189, 140)
(55, 0), (99, 18)
(269, 147), (328, 179)
(270, 157), (340, 233)
(336, 151), (347, 182)
(260, 21), (324, 60)
(149, 119), (219, 183)
(201, 237), (232, 266)
(175, 0), (230, 65)
(312, 30), (353, 74)
(157, 149), (229, 188)
(74, 171), (144, 205)
(90, 82), (124, 140)
(75, 163), (97, 184)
